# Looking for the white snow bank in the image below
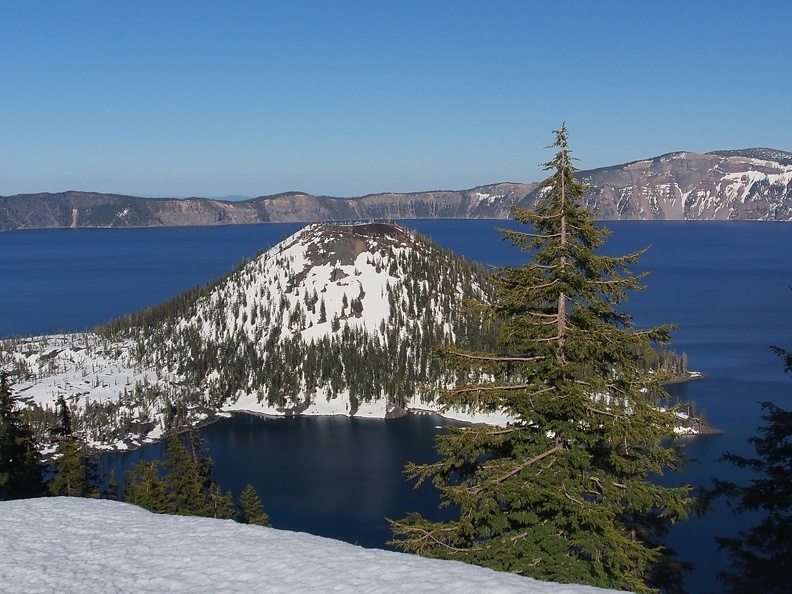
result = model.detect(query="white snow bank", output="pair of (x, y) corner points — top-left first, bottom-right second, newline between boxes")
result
(0, 498), (627, 594)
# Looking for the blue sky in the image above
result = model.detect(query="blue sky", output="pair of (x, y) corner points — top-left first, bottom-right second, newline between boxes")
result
(1, 1), (790, 198)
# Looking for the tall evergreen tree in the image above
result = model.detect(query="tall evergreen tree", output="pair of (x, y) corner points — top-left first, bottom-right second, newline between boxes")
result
(48, 394), (100, 498)
(142, 425), (236, 519)
(237, 483), (271, 527)
(123, 459), (167, 513)
(206, 482), (236, 520)
(105, 468), (119, 501)
(161, 429), (210, 516)
(53, 393), (71, 437)
(390, 125), (694, 593)
(0, 372), (46, 500)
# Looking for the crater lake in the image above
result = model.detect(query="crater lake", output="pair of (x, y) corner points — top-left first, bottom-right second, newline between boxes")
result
(2, 220), (792, 593)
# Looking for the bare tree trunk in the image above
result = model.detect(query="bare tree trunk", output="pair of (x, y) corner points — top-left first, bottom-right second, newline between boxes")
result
(558, 157), (567, 354)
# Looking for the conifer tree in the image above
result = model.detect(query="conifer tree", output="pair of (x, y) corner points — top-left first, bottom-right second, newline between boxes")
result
(704, 346), (792, 593)
(49, 437), (102, 498)
(161, 429), (210, 516)
(237, 483), (272, 527)
(706, 400), (792, 593)
(390, 125), (694, 593)
(105, 468), (119, 501)
(53, 394), (72, 438)
(48, 394), (100, 498)
(0, 372), (46, 500)
(123, 459), (167, 513)
(207, 482), (236, 520)
(154, 425), (234, 519)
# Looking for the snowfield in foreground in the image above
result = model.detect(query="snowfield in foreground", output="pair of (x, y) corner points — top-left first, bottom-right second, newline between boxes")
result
(0, 498), (628, 594)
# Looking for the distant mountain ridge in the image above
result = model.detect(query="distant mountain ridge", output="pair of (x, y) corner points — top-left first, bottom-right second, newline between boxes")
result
(2, 147), (791, 229)
(707, 147), (792, 165)
(579, 148), (792, 220)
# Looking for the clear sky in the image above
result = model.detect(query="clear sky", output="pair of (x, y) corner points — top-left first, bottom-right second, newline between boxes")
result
(1, 1), (790, 198)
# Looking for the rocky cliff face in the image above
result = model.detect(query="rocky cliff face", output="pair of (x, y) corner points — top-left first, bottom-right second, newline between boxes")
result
(580, 149), (792, 220)
(2, 148), (790, 229)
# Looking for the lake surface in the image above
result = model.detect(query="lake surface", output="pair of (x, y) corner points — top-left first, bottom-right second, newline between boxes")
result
(103, 412), (469, 548)
(3, 220), (792, 593)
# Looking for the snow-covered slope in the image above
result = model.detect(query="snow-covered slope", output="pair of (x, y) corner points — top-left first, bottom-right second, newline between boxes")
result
(0, 223), (506, 450)
(0, 498), (628, 594)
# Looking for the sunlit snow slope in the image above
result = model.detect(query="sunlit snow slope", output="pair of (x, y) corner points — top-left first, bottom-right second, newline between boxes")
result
(0, 498), (628, 594)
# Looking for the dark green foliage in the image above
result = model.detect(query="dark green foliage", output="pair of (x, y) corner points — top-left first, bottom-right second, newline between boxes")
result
(770, 344), (792, 374)
(48, 435), (100, 498)
(161, 429), (211, 516)
(0, 372), (46, 500)
(390, 126), (694, 593)
(122, 426), (234, 519)
(48, 394), (101, 498)
(105, 468), (119, 500)
(707, 397), (792, 592)
(53, 393), (72, 437)
(206, 482), (236, 520)
(124, 459), (168, 512)
(237, 483), (271, 527)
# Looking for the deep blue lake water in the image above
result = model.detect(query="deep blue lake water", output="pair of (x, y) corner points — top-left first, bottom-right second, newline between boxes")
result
(2, 220), (792, 593)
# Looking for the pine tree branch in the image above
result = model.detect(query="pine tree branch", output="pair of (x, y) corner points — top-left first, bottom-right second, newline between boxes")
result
(564, 489), (586, 506)
(484, 427), (521, 436)
(449, 384), (555, 398)
(523, 311), (559, 319)
(392, 523), (481, 554)
(589, 278), (638, 287)
(524, 279), (561, 291)
(446, 351), (546, 363)
(521, 263), (556, 270)
(583, 403), (624, 419)
(531, 335), (563, 343)
(520, 210), (564, 221)
(507, 230), (563, 239)
(471, 442), (565, 495)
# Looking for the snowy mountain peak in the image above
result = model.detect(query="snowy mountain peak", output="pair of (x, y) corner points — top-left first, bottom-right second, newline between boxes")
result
(193, 222), (475, 347)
